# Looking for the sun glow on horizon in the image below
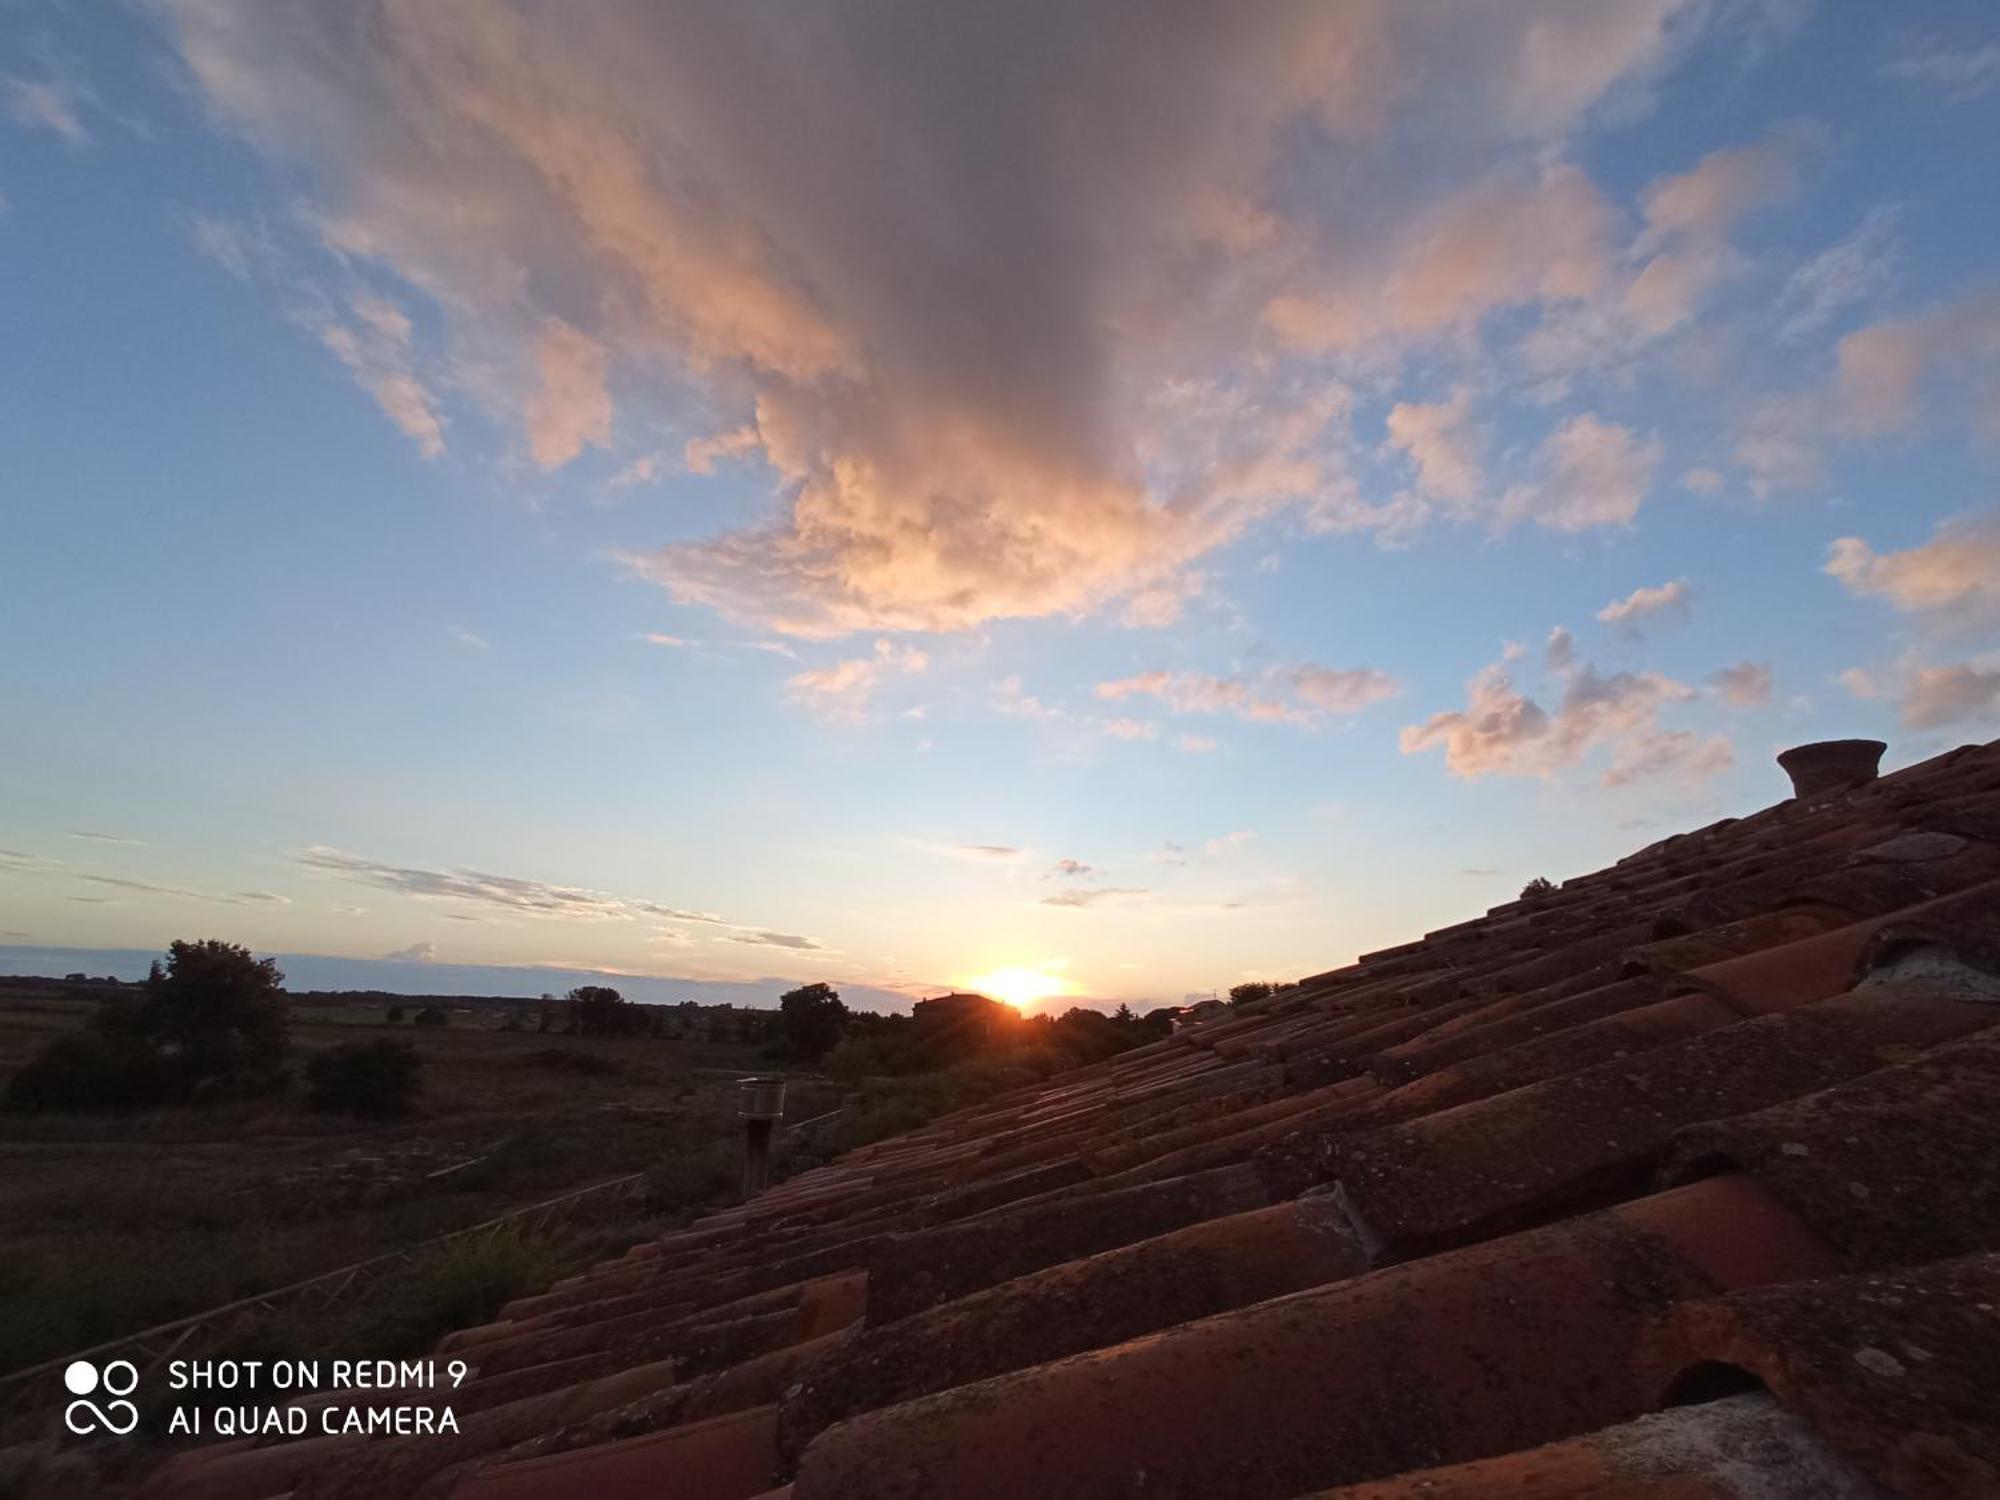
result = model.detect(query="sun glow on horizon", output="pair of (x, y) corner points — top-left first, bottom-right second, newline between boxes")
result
(961, 965), (1074, 1012)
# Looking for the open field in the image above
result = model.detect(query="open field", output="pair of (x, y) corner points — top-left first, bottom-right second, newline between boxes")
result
(0, 982), (842, 1382)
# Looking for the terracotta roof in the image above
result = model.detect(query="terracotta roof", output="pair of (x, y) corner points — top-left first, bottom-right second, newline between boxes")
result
(137, 737), (2000, 1499)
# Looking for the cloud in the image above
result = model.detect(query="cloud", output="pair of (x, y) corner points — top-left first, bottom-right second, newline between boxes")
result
(1268, 164), (1613, 352)
(1205, 831), (1255, 856)
(786, 639), (928, 723)
(725, 929), (824, 951)
(307, 294), (446, 458)
(1096, 662), (1399, 725)
(3, 74), (90, 145)
(1778, 207), (1900, 341)
(1120, 574), (1204, 630)
(1040, 887), (1148, 909)
(1097, 717), (1157, 742)
(235, 891), (292, 905)
(1900, 662), (2000, 730)
(1732, 392), (1825, 498)
(1597, 578), (1692, 635)
(69, 873), (250, 905)
(1835, 288), (2000, 438)
(525, 318), (613, 469)
(67, 831), (152, 847)
(684, 424), (760, 475)
(384, 940), (436, 962)
(1844, 654), (2000, 731)
(161, 1), (1723, 639)
(1680, 467), (1724, 495)
(1825, 509), (2000, 629)
(1046, 859), (1094, 881)
(1384, 390), (1483, 507)
(1710, 661), (1774, 708)
(1637, 132), (1802, 243)
(296, 846), (736, 931)
(1401, 639), (1731, 787)
(448, 625), (490, 650)
(1886, 37), (2000, 102)
(1177, 733), (1217, 754)
(1500, 413), (1661, 532)
(952, 845), (1024, 862)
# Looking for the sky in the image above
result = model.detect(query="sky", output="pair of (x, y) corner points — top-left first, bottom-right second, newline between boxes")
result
(4, 1), (1999, 1012)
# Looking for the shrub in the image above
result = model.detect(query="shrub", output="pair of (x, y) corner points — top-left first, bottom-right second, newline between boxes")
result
(4, 1031), (166, 1113)
(356, 1224), (568, 1356)
(385, 1004), (406, 1024)
(520, 1047), (621, 1078)
(1521, 876), (1556, 900)
(1228, 981), (1275, 1006)
(413, 1006), (449, 1027)
(306, 1039), (424, 1119)
(644, 1139), (741, 1210)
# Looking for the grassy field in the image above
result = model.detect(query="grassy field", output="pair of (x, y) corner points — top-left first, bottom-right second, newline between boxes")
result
(0, 983), (843, 1381)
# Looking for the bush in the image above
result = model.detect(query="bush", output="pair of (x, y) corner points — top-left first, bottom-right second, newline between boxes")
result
(4, 1031), (167, 1113)
(1228, 981), (1275, 1007)
(355, 1224), (568, 1356)
(305, 1039), (424, 1119)
(385, 1004), (405, 1024)
(1521, 876), (1556, 900)
(520, 1047), (621, 1078)
(413, 1006), (449, 1027)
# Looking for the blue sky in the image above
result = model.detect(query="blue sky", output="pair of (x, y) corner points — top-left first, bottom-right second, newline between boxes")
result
(4, 2), (1998, 1010)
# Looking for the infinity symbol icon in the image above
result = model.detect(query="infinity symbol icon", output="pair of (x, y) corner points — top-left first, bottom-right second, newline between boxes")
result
(62, 1359), (139, 1436)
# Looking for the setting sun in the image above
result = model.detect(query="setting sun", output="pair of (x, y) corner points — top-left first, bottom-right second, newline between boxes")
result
(962, 966), (1074, 1012)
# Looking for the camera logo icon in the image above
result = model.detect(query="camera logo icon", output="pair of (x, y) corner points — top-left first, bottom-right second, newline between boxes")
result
(63, 1359), (139, 1436)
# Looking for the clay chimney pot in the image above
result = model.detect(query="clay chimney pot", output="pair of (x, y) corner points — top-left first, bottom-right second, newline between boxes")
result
(1776, 739), (1886, 800)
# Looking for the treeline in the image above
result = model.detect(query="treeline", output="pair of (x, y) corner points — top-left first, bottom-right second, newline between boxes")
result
(6, 939), (423, 1119)
(767, 982), (1176, 1079)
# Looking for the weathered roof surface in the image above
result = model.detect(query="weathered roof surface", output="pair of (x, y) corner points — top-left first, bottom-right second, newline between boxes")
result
(142, 738), (2000, 1500)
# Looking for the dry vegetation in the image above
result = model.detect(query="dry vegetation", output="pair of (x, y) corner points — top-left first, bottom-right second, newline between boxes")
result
(0, 980), (840, 1380)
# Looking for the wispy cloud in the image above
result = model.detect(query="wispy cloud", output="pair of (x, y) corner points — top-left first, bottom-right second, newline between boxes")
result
(383, 940), (436, 962)
(4, 73), (90, 146)
(725, 929), (824, 951)
(1096, 662), (1399, 726)
(67, 831), (151, 847)
(1040, 887), (1149, 910)
(1710, 661), (1774, 709)
(1597, 579), (1692, 636)
(786, 640), (928, 723)
(1886, 36), (2000, 102)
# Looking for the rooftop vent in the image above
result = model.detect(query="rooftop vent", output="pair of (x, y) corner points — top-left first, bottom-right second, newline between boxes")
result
(1776, 739), (1885, 800)
(738, 1076), (787, 1198)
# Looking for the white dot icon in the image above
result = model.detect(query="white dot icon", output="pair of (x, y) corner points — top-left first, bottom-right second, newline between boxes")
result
(63, 1360), (98, 1396)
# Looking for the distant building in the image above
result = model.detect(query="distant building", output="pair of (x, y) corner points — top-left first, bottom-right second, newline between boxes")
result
(1174, 998), (1230, 1031)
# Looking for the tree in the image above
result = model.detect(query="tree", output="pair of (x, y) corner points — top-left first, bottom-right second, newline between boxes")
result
(1521, 876), (1556, 900)
(567, 985), (647, 1038)
(307, 1039), (423, 1119)
(385, 1004), (406, 1024)
(778, 982), (849, 1065)
(6, 938), (289, 1112)
(413, 1005), (449, 1027)
(1228, 982), (1274, 1007)
(138, 939), (289, 1102)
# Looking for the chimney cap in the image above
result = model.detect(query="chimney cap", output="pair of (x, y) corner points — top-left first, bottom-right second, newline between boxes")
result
(1776, 738), (1886, 800)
